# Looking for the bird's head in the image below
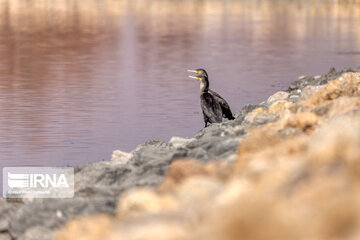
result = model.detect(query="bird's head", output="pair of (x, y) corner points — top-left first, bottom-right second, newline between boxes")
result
(187, 68), (208, 77)
(188, 75), (205, 81)
(188, 74), (209, 92)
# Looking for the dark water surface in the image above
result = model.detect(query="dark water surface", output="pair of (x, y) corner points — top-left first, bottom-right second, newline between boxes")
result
(0, 0), (360, 166)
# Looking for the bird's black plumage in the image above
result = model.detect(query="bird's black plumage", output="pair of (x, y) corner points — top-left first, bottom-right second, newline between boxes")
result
(200, 91), (223, 127)
(208, 89), (235, 120)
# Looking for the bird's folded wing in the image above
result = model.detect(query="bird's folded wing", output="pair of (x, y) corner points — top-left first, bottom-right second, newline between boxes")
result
(201, 93), (222, 123)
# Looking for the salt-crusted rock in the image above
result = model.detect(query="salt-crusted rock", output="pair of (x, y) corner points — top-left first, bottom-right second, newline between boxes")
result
(267, 91), (290, 103)
(110, 150), (132, 164)
(168, 137), (195, 149)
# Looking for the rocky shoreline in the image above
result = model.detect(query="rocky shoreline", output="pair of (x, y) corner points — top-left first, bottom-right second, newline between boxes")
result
(1, 66), (360, 240)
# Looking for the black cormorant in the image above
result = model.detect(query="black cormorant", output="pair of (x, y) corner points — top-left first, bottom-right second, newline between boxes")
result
(189, 75), (223, 127)
(188, 69), (235, 120)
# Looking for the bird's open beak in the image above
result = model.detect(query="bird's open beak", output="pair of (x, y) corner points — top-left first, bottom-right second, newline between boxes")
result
(189, 76), (200, 81)
(187, 69), (199, 74)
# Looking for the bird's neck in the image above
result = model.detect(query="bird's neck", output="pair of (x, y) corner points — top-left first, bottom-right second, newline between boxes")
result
(200, 81), (209, 93)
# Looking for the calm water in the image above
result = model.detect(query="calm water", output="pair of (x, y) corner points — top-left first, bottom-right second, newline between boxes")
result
(0, 0), (360, 167)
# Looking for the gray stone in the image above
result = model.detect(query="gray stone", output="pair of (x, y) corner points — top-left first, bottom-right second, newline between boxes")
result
(187, 148), (209, 162)
(17, 226), (54, 240)
(0, 198), (14, 232)
(8, 196), (116, 240)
